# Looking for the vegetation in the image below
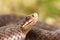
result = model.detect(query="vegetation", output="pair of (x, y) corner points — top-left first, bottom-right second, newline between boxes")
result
(0, 0), (60, 25)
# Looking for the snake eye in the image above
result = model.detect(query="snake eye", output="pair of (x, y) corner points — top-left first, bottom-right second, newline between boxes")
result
(26, 16), (30, 21)
(32, 15), (34, 17)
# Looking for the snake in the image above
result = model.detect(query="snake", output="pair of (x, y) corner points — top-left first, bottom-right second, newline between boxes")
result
(0, 13), (60, 40)
(25, 21), (60, 40)
(0, 13), (38, 40)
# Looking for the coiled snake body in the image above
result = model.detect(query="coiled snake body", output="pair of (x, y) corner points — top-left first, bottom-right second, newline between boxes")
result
(0, 14), (60, 40)
(0, 14), (38, 40)
(26, 21), (60, 40)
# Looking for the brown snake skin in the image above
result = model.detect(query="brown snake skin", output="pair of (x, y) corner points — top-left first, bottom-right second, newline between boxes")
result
(0, 14), (60, 40)
(25, 21), (60, 40)
(0, 14), (38, 40)
(0, 14), (25, 27)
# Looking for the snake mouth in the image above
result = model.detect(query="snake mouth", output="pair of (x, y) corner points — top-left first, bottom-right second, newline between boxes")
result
(22, 13), (38, 31)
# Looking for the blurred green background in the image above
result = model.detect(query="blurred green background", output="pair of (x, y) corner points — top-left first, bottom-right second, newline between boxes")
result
(0, 0), (60, 26)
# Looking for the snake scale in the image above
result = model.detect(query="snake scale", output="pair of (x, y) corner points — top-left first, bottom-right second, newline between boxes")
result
(25, 21), (60, 40)
(0, 13), (38, 40)
(0, 14), (60, 40)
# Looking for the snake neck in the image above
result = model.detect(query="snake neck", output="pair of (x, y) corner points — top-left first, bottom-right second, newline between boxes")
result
(18, 13), (38, 34)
